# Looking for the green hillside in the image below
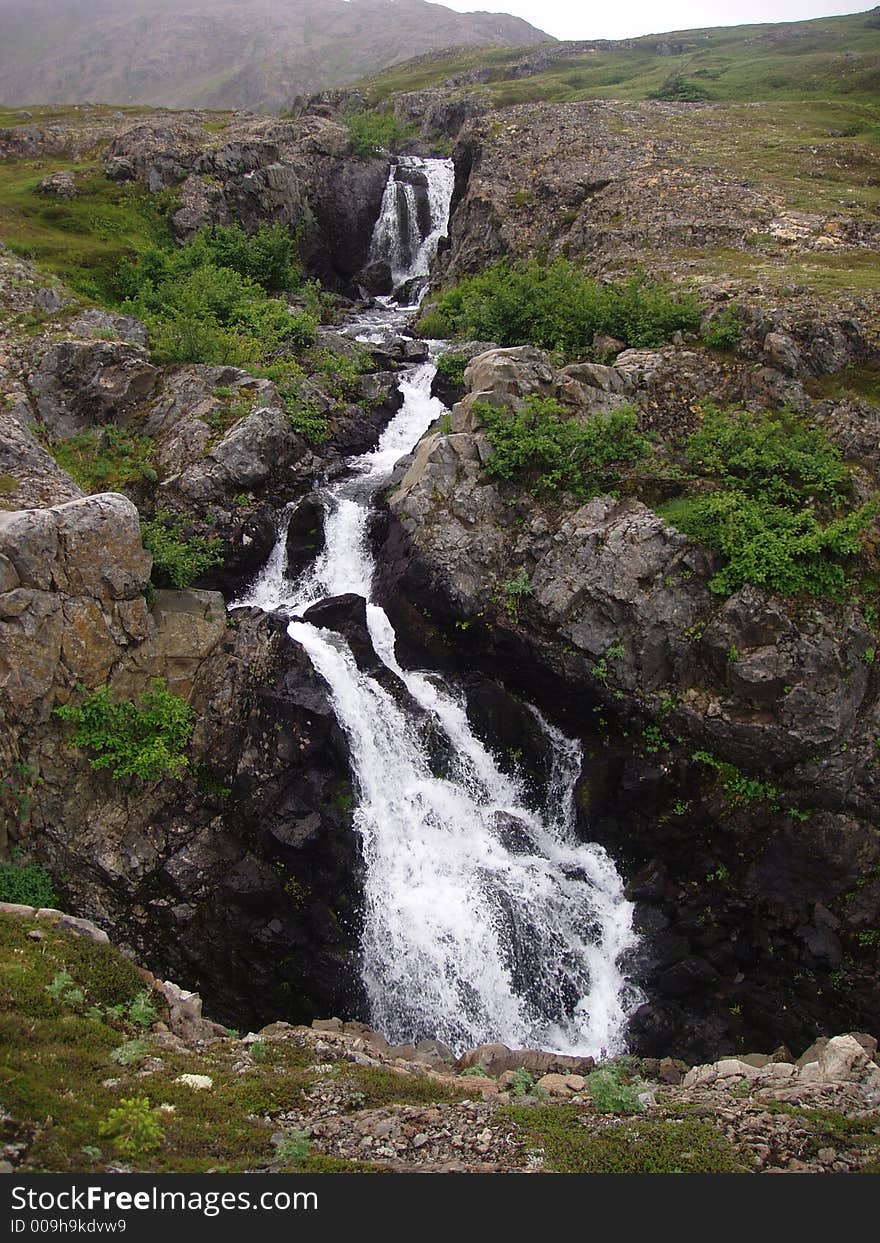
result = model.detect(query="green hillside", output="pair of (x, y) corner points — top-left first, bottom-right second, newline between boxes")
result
(361, 9), (880, 105)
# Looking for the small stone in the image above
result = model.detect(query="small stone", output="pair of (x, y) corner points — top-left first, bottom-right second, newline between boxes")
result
(536, 1073), (574, 1097)
(817, 1147), (836, 1164)
(27, 929), (46, 941)
(174, 1074), (213, 1090)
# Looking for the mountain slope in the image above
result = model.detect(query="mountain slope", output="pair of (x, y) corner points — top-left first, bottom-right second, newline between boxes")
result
(0, 0), (550, 113)
(360, 8), (880, 104)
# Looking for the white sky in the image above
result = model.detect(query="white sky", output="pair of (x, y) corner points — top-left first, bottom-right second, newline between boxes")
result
(438, 2), (874, 41)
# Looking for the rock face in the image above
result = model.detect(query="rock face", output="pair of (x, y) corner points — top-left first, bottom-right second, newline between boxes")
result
(0, 495), (365, 1027)
(434, 98), (880, 287)
(0, 495), (152, 725)
(376, 345), (880, 1062)
(103, 114), (392, 294)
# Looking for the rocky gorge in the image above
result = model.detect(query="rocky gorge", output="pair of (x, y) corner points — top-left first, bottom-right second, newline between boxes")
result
(1, 28), (880, 1173)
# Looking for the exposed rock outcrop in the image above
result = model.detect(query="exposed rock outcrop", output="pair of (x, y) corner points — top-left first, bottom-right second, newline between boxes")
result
(376, 344), (880, 1061)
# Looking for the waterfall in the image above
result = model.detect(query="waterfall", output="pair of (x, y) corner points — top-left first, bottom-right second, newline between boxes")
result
(235, 158), (641, 1056)
(368, 155), (455, 293)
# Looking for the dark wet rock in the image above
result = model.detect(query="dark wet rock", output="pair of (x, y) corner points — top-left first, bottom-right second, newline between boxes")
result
(358, 260), (393, 296)
(284, 493), (326, 580)
(303, 593), (380, 673)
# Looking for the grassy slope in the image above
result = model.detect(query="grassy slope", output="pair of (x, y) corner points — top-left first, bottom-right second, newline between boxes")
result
(362, 10), (880, 105)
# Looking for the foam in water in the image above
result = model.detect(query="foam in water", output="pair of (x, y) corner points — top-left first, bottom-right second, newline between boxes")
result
(234, 158), (641, 1056)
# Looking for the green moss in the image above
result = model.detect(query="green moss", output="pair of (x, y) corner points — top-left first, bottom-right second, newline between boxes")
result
(501, 1104), (746, 1172)
(338, 1066), (480, 1109)
(49, 426), (159, 496)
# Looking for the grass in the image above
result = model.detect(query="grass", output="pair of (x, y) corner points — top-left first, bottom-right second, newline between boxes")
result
(0, 159), (178, 305)
(807, 360), (880, 406)
(501, 1104), (746, 1173)
(0, 914), (482, 1173)
(49, 426), (159, 495)
(361, 11), (880, 108)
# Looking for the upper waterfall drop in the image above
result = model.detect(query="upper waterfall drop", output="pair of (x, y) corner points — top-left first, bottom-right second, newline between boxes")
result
(367, 156), (455, 296)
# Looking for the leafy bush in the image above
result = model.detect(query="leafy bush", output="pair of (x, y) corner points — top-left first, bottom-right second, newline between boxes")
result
(429, 260), (701, 357)
(347, 109), (415, 156)
(503, 568), (535, 620)
(110, 1039), (150, 1067)
(51, 427), (160, 496)
(278, 383), (330, 445)
(55, 680), (194, 783)
(0, 852), (56, 907)
(684, 406), (850, 507)
(649, 73), (711, 101)
(127, 992), (159, 1029)
(122, 225), (317, 367)
(477, 396), (651, 499)
(435, 351), (469, 387)
(660, 407), (877, 598)
(275, 1131), (311, 1168)
(508, 1067), (537, 1097)
(141, 512), (223, 589)
(98, 1097), (164, 1159)
(585, 1066), (643, 1115)
(665, 491), (877, 597)
(702, 306), (741, 350)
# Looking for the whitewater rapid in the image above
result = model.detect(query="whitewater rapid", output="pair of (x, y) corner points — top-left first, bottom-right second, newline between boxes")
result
(235, 157), (641, 1056)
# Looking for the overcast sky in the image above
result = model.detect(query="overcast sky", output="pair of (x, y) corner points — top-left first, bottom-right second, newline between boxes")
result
(439, 2), (872, 41)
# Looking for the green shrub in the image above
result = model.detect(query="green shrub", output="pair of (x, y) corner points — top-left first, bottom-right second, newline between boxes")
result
(660, 407), (877, 598)
(685, 406), (850, 507)
(347, 109), (416, 156)
(702, 306), (741, 350)
(585, 1066), (643, 1115)
(98, 1097), (164, 1159)
(122, 225), (317, 367)
(649, 74), (711, 102)
(430, 260), (701, 357)
(275, 1131), (310, 1168)
(435, 351), (469, 387)
(110, 1038), (150, 1067)
(141, 512), (223, 589)
(278, 383), (330, 445)
(50, 427), (159, 496)
(663, 491), (877, 597)
(0, 852), (56, 907)
(477, 396), (651, 499)
(55, 680), (194, 783)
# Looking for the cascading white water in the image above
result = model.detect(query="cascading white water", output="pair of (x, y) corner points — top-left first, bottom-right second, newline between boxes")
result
(368, 156), (455, 289)
(236, 158), (641, 1056)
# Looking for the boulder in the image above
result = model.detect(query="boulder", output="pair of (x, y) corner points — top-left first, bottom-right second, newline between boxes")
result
(302, 594), (380, 673)
(284, 493), (326, 579)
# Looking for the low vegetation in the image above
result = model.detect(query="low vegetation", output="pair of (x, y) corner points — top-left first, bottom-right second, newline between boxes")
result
(476, 396), (651, 501)
(121, 224), (319, 368)
(500, 1104), (745, 1173)
(55, 680), (194, 783)
(346, 108), (416, 157)
(50, 427), (159, 496)
(140, 511), (223, 589)
(659, 406), (879, 598)
(0, 852), (56, 908)
(362, 10), (880, 108)
(419, 260), (701, 358)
